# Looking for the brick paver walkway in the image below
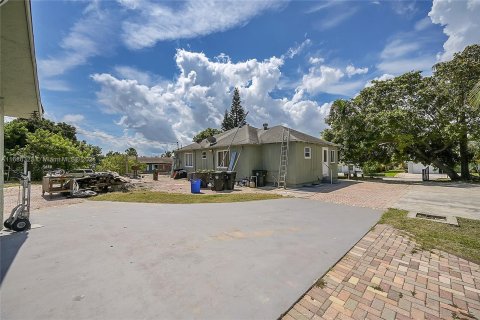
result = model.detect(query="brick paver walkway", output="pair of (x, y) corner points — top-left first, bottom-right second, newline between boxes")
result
(306, 181), (410, 209)
(146, 177), (411, 210)
(282, 225), (480, 320)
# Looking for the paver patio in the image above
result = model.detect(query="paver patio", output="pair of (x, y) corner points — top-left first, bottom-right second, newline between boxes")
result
(305, 181), (410, 209)
(282, 224), (480, 320)
(146, 176), (411, 210)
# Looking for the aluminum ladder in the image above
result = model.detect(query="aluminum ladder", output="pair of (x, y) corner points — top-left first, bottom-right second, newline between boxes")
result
(278, 128), (290, 189)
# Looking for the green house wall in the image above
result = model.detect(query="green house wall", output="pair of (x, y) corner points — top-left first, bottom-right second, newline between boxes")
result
(175, 142), (338, 186)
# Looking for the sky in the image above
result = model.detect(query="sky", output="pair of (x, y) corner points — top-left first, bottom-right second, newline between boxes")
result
(31, 0), (480, 155)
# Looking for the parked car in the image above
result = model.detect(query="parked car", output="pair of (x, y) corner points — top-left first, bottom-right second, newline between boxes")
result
(68, 169), (95, 178)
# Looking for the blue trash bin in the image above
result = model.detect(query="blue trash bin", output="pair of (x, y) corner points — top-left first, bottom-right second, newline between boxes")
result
(191, 179), (201, 194)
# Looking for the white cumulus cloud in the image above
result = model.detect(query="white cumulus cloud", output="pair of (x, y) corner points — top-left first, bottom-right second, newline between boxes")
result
(345, 65), (369, 77)
(429, 0), (480, 61)
(364, 73), (395, 88)
(309, 57), (324, 65)
(91, 49), (339, 148)
(113, 65), (160, 86)
(61, 114), (85, 125)
(77, 127), (171, 156)
(299, 65), (365, 96)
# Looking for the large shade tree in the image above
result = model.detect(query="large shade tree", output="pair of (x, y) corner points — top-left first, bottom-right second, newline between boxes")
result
(20, 129), (93, 179)
(323, 45), (480, 181)
(433, 45), (480, 179)
(4, 115), (101, 179)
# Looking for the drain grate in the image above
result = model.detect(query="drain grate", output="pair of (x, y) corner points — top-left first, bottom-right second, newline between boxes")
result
(416, 213), (447, 221)
(406, 212), (459, 226)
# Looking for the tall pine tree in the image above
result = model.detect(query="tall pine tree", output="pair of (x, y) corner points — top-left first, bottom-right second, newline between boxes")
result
(229, 87), (247, 127)
(221, 87), (247, 131)
(221, 109), (233, 131)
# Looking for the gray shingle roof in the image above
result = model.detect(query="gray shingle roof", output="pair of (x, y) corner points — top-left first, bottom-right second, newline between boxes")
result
(177, 124), (337, 151)
(137, 157), (173, 164)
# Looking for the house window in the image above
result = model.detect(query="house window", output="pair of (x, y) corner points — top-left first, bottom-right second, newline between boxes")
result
(202, 151), (207, 160)
(217, 150), (230, 168)
(185, 153), (193, 167)
(323, 149), (328, 162)
(304, 147), (311, 159)
(330, 150), (336, 163)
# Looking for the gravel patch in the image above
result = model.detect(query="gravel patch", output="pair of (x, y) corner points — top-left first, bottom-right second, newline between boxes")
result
(3, 184), (85, 220)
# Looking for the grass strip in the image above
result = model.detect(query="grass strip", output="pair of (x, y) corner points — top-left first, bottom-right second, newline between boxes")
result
(380, 208), (480, 264)
(91, 190), (284, 204)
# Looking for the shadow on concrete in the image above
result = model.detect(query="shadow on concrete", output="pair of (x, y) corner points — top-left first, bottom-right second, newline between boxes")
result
(0, 231), (28, 285)
(41, 194), (70, 201)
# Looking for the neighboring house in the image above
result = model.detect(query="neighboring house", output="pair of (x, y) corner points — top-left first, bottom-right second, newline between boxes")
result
(407, 161), (440, 174)
(338, 163), (363, 175)
(174, 124), (339, 186)
(137, 157), (173, 174)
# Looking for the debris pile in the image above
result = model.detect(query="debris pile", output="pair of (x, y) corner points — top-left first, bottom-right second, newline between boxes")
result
(42, 171), (132, 198)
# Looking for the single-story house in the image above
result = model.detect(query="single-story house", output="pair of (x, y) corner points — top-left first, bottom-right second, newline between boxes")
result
(338, 163), (363, 175)
(407, 161), (440, 174)
(174, 124), (339, 187)
(137, 157), (173, 174)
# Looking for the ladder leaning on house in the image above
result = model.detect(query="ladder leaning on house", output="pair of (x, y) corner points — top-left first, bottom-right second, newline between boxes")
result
(278, 128), (290, 189)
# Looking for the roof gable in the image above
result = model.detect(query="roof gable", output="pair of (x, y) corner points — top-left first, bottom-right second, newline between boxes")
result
(137, 157), (173, 164)
(177, 124), (337, 151)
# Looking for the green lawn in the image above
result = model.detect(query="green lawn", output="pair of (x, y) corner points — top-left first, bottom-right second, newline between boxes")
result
(91, 191), (284, 204)
(384, 170), (405, 177)
(379, 209), (480, 264)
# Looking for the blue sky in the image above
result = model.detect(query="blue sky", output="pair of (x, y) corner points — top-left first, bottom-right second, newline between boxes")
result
(31, 0), (480, 155)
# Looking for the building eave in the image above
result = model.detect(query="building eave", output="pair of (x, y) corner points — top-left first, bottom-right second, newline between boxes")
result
(1, 0), (43, 118)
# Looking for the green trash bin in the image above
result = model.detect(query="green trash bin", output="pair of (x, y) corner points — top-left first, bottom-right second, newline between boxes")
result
(210, 171), (226, 191)
(252, 170), (267, 187)
(224, 171), (237, 190)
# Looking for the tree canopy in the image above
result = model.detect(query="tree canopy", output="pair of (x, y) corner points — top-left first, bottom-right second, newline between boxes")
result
(323, 45), (480, 181)
(4, 114), (101, 180)
(21, 129), (93, 179)
(97, 152), (145, 175)
(125, 147), (138, 157)
(161, 151), (173, 158)
(193, 127), (222, 143)
(221, 87), (247, 130)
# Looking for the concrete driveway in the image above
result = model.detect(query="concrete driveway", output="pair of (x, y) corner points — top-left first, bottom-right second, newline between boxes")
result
(1, 199), (380, 320)
(393, 182), (480, 220)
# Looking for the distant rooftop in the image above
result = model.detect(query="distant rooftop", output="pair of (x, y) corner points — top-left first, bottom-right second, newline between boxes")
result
(137, 157), (173, 164)
(177, 124), (337, 151)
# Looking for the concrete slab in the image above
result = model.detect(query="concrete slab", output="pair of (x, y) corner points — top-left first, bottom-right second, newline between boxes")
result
(1, 199), (380, 319)
(393, 182), (480, 220)
(407, 212), (459, 226)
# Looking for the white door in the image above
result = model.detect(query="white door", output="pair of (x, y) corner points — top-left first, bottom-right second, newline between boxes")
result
(322, 147), (329, 177)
